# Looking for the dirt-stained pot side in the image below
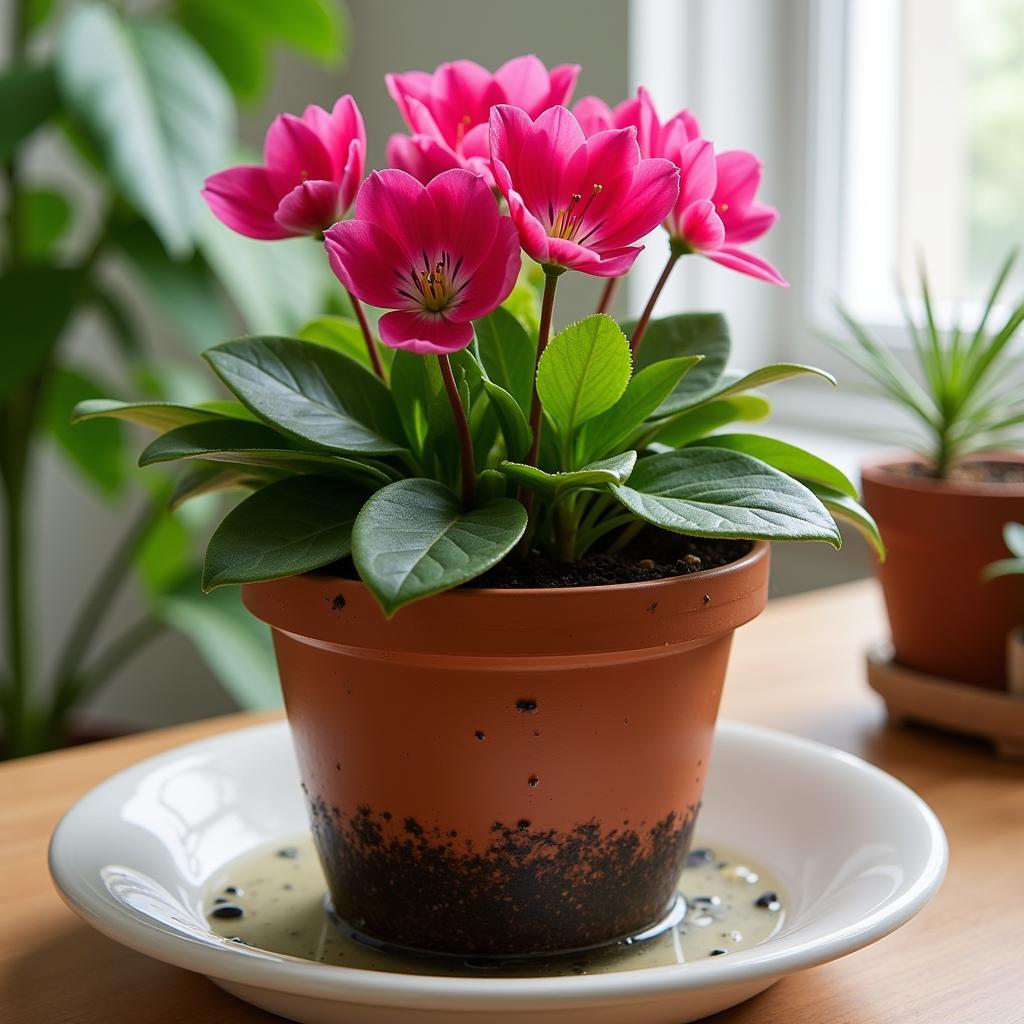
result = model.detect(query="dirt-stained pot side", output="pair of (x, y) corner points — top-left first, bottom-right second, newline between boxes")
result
(863, 453), (1024, 690)
(242, 542), (770, 958)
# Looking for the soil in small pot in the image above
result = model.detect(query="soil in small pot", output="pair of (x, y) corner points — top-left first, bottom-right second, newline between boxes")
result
(886, 460), (1024, 485)
(320, 531), (753, 590)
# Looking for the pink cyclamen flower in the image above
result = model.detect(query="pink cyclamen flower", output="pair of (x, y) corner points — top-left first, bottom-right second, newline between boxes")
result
(489, 104), (679, 278)
(324, 169), (520, 354)
(577, 88), (784, 285)
(202, 96), (366, 239)
(386, 55), (579, 185)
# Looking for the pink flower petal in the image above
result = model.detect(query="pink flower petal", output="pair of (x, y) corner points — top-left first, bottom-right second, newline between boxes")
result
(494, 54), (552, 114)
(378, 309), (475, 354)
(546, 64), (581, 109)
(385, 70), (434, 132)
(202, 165), (291, 239)
(679, 199), (725, 250)
(324, 219), (411, 308)
(706, 245), (788, 286)
(591, 157), (680, 250)
(386, 133), (460, 184)
(714, 150), (761, 210)
(263, 114), (334, 196)
(721, 201), (778, 244)
(678, 138), (717, 208)
(337, 137), (364, 215)
(573, 96), (614, 137)
(434, 60), (502, 148)
(355, 169), (440, 260)
(425, 169), (502, 271)
(502, 182), (553, 265)
(274, 179), (342, 234)
(452, 216), (521, 319)
(516, 105), (588, 224)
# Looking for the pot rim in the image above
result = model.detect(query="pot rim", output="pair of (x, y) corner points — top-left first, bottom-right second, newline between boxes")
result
(302, 538), (769, 601)
(862, 450), (1024, 498)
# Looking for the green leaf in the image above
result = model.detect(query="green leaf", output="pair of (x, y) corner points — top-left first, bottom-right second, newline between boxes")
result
(983, 557), (1024, 581)
(579, 356), (702, 463)
(27, 0), (56, 32)
(536, 314), (632, 447)
(169, 460), (277, 510)
(697, 434), (857, 498)
(114, 219), (235, 353)
(56, 5), (234, 257)
(1006, 522), (1024, 559)
(17, 189), (71, 260)
(0, 266), (80, 401)
(633, 313), (731, 414)
(135, 508), (192, 594)
(641, 395), (772, 447)
(804, 483), (884, 559)
(611, 447), (841, 546)
(153, 580), (281, 709)
(72, 398), (238, 433)
(205, 336), (407, 456)
(352, 479), (527, 616)
(389, 350), (441, 456)
(199, 206), (333, 334)
(176, 0), (267, 101)
(139, 419), (396, 486)
(677, 363), (837, 412)
(500, 451), (637, 500)
(482, 378), (532, 461)
(474, 306), (535, 414)
(0, 64), (60, 161)
(298, 316), (393, 373)
(203, 476), (363, 590)
(44, 367), (125, 495)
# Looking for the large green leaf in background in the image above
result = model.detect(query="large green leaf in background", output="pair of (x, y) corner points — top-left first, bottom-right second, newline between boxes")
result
(203, 475), (363, 589)
(611, 447), (842, 546)
(0, 64), (60, 160)
(177, 0), (348, 101)
(200, 210), (335, 335)
(474, 306), (535, 415)
(154, 580), (281, 708)
(17, 189), (72, 261)
(352, 479), (528, 616)
(0, 267), (81, 402)
(56, 3), (234, 257)
(43, 366), (125, 496)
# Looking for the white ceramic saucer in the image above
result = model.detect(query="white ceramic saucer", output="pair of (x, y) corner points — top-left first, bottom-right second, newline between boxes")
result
(49, 720), (946, 1024)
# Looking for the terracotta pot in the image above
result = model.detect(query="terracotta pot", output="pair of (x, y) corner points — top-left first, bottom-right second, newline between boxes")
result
(242, 542), (769, 958)
(862, 452), (1024, 690)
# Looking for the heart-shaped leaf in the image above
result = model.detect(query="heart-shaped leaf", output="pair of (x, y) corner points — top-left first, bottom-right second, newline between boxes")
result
(536, 314), (632, 445)
(611, 447), (841, 546)
(697, 434), (857, 498)
(352, 479), (527, 616)
(57, 4), (233, 257)
(205, 336), (407, 456)
(203, 475), (364, 590)
(500, 451), (637, 500)
(633, 313), (731, 414)
(139, 420), (397, 486)
(579, 356), (702, 463)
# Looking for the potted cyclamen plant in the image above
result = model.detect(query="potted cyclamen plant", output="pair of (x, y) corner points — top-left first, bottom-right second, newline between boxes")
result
(76, 56), (880, 959)
(835, 260), (1024, 691)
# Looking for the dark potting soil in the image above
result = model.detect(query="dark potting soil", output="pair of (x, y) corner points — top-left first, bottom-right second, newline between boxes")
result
(319, 533), (752, 590)
(466, 533), (752, 589)
(888, 460), (1024, 485)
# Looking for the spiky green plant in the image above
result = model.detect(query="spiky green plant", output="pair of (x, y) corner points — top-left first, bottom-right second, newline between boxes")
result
(833, 252), (1024, 478)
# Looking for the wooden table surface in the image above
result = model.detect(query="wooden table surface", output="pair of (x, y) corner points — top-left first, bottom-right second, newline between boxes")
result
(2, 578), (1023, 1023)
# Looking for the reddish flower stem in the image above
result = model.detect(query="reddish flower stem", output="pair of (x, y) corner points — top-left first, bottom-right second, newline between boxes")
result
(515, 269), (561, 556)
(596, 276), (620, 314)
(629, 250), (680, 355)
(437, 353), (476, 509)
(347, 290), (387, 380)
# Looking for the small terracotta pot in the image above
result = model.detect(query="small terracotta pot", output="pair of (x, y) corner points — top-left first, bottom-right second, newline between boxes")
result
(862, 452), (1024, 690)
(242, 542), (769, 958)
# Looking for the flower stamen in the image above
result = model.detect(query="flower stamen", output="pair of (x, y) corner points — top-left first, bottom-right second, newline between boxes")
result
(550, 183), (603, 241)
(399, 249), (467, 313)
